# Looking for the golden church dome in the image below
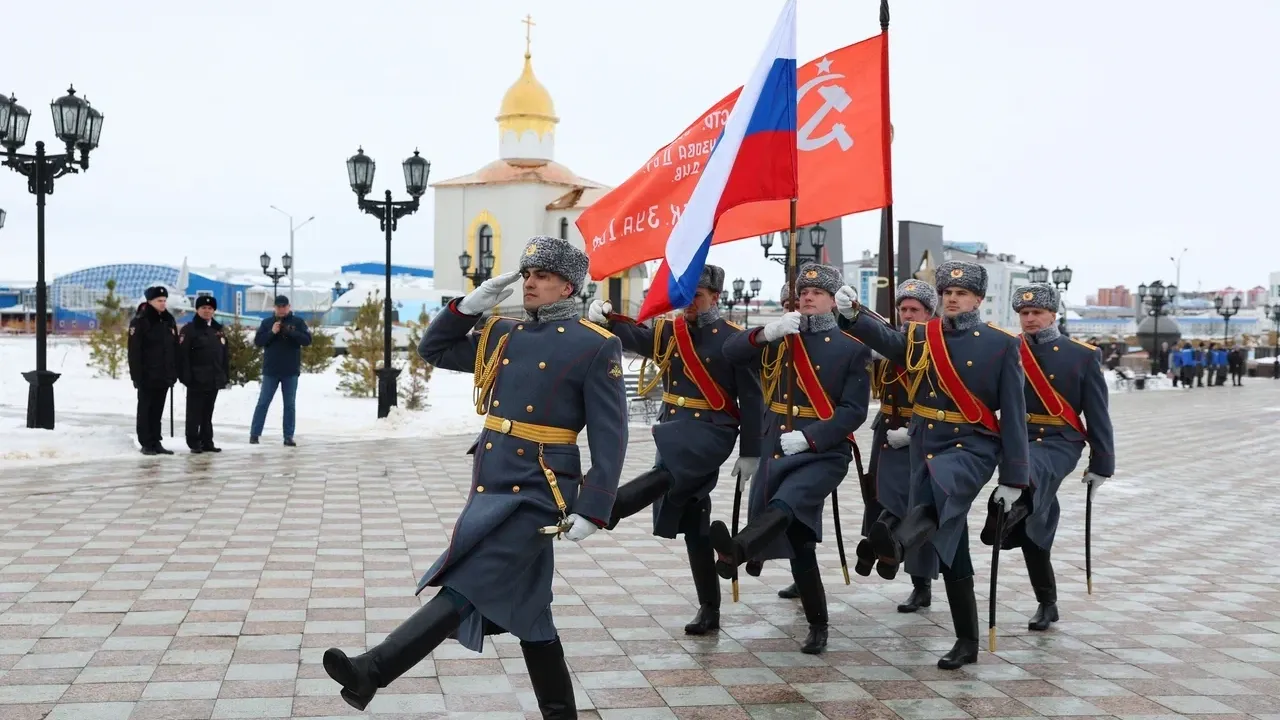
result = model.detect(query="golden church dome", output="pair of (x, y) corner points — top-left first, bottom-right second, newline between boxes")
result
(497, 52), (559, 126)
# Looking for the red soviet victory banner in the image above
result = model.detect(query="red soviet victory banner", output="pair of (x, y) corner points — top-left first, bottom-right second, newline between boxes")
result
(579, 33), (890, 280)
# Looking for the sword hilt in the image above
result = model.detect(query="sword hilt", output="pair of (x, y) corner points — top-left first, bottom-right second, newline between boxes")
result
(538, 517), (573, 538)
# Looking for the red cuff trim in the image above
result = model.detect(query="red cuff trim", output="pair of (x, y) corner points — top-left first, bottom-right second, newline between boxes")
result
(804, 430), (817, 452)
(448, 298), (476, 317)
(748, 327), (766, 347)
(589, 517), (607, 528)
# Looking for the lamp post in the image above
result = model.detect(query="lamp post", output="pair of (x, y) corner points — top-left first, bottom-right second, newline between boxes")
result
(0, 208), (6, 229)
(730, 277), (745, 324)
(1214, 293), (1241, 345)
(270, 206), (315, 299)
(459, 224), (496, 289)
(743, 277), (761, 327)
(3, 87), (105, 430)
(260, 252), (291, 300)
(346, 146), (430, 419)
(1137, 280), (1177, 374)
(1051, 265), (1072, 336)
(1266, 303), (1280, 379)
(577, 282), (597, 316)
(760, 224), (826, 272)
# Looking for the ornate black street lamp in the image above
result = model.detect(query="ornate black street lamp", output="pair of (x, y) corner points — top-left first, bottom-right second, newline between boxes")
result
(1051, 266), (1072, 336)
(1266, 303), (1280, 379)
(760, 224), (826, 271)
(260, 252), (291, 299)
(346, 146), (430, 419)
(1137, 280), (1177, 374)
(577, 282), (597, 316)
(3, 87), (104, 430)
(742, 277), (762, 327)
(459, 223), (496, 289)
(722, 280), (740, 321)
(1214, 293), (1241, 345)
(0, 208), (6, 229)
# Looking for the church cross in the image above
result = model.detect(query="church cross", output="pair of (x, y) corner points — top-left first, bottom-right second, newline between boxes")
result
(522, 14), (535, 55)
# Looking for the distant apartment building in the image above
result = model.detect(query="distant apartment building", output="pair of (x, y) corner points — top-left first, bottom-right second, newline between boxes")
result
(1095, 285), (1132, 308)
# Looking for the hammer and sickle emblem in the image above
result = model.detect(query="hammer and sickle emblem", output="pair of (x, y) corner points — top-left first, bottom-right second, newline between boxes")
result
(797, 69), (855, 152)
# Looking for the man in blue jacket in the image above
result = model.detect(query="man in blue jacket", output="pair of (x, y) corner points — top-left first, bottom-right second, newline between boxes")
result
(251, 295), (312, 446)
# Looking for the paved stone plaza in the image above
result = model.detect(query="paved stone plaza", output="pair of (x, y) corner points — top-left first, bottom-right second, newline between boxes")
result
(3, 381), (1280, 719)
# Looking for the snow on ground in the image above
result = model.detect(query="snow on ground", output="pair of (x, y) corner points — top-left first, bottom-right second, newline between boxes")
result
(0, 336), (486, 466)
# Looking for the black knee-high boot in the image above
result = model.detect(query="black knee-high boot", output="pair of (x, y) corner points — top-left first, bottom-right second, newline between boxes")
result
(606, 467), (674, 529)
(709, 507), (791, 580)
(937, 576), (979, 670)
(323, 593), (462, 710)
(870, 503), (937, 564)
(1022, 543), (1059, 631)
(793, 566), (828, 654)
(522, 637), (576, 719)
(683, 536), (721, 635)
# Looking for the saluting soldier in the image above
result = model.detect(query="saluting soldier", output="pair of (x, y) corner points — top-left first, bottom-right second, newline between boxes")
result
(178, 296), (230, 453)
(837, 261), (1029, 670)
(857, 279), (942, 612)
(323, 236), (627, 719)
(128, 286), (179, 456)
(585, 264), (763, 636)
(981, 283), (1113, 632)
(710, 263), (871, 655)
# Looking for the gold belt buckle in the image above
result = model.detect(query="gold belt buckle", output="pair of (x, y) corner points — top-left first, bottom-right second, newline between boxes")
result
(500, 419), (513, 433)
(935, 410), (946, 421)
(676, 396), (686, 407)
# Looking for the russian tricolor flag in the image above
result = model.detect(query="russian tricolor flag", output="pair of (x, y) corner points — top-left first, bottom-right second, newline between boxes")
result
(636, 0), (799, 322)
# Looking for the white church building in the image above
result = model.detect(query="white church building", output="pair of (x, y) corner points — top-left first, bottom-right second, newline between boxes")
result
(431, 32), (647, 316)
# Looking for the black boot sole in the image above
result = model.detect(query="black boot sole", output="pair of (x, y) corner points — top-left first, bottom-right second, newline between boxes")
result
(777, 583), (799, 599)
(868, 519), (901, 563)
(683, 611), (720, 636)
(854, 538), (876, 577)
(875, 560), (899, 580)
(323, 649), (375, 710)
(709, 521), (737, 580)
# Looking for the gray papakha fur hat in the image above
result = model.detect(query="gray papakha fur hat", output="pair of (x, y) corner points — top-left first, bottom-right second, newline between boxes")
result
(934, 260), (987, 297)
(795, 262), (843, 296)
(1011, 282), (1059, 313)
(895, 279), (938, 315)
(518, 235), (589, 294)
(698, 264), (725, 293)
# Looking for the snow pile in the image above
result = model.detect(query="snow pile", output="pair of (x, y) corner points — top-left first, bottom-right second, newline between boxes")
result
(0, 418), (138, 464)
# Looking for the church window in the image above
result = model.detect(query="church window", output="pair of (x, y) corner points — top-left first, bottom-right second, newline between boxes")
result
(478, 224), (494, 255)
(559, 217), (569, 240)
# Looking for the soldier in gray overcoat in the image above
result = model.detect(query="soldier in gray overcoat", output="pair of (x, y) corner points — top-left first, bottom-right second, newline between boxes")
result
(980, 283), (1114, 632)
(710, 263), (871, 655)
(586, 264), (763, 636)
(856, 279), (942, 612)
(838, 260), (1029, 670)
(323, 236), (627, 719)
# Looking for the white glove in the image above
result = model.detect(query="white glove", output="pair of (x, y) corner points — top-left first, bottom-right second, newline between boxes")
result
(732, 457), (757, 493)
(587, 299), (611, 324)
(885, 427), (910, 449)
(991, 485), (1022, 509)
(779, 430), (809, 456)
(457, 270), (521, 315)
(563, 514), (598, 542)
(1082, 471), (1108, 490)
(835, 285), (858, 318)
(762, 312), (802, 342)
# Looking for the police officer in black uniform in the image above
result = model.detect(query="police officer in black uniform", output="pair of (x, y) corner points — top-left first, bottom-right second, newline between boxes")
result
(179, 296), (230, 453)
(128, 286), (179, 455)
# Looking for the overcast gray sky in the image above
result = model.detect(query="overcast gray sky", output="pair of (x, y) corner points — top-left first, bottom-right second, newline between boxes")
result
(1, 0), (1276, 303)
